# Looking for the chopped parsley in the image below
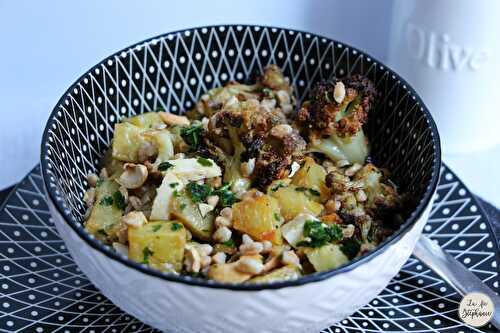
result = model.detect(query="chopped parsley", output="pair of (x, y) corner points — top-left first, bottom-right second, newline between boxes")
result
(340, 239), (361, 260)
(169, 182), (179, 188)
(179, 203), (187, 211)
(158, 161), (174, 171)
(308, 188), (321, 196)
(296, 220), (343, 248)
(142, 247), (154, 264)
(186, 182), (212, 203)
(170, 222), (183, 231)
(180, 123), (203, 150)
(197, 157), (213, 167)
(213, 183), (237, 207)
(222, 239), (236, 248)
(173, 190), (179, 198)
(185, 181), (237, 207)
(152, 224), (163, 232)
(97, 229), (107, 237)
(270, 183), (285, 192)
(294, 186), (320, 197)
(274, 213), (281, 222)
(262, 87), (273, 97)
(99, 196), (113, 206)
(96, 179), (104, 187)
(112, 191), (127, 210)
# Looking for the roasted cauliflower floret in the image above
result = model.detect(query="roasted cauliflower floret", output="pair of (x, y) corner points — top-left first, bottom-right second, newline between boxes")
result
(297, 75), (378, 164)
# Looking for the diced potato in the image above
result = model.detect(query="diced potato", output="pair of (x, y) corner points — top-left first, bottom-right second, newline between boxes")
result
(281, 213), (317, 248)
(305, 244), (349, 272)
(167, 158), (222, 181)
(291, 157), (330, 202)
(124, 112), (163, 128)
(266, 178), (292, 195)
(150, 173), (184, 221)
(143, 130), (174, 165)
(171, 190), (214, 241)
(232, 194), (282, 244)
(270, 185), (323, 221)
(248, 265), (302, 284)
(128, 221), (186, 272)
(112, 122), (148, 162)
(85, 180), (124, 242)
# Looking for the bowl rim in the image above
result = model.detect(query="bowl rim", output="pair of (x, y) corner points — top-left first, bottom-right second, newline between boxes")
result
(40, 24), (442, 291)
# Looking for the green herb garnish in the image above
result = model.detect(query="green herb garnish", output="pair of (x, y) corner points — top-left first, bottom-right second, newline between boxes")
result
(170, 222), (183, 231)
(97, 229), (107, 237)
(340, 239), (361, 259)
(158, 161), (174, 171)
(197, 157), (213, 167)
(186, 182), (212, 203)
(112, 191), (127, 210)
(180, 203), (187, 211)
(213, 183), (238, 207)
(142, 247), (154, 264)
(294, 186), (320, 197)
(262, 87), (273, 97)
(152, 224), (163, 232)
(308, 188), (321, 196)
(169, 182), (179, 188)
(296, 220), (343, 248)
(96, 179), (104, 187)
(274, 213), (281, 222)
(180, 123), (203, 150)
(222, 239), (236, 248)
(270, 183), (285, 192)
(99, 196), (113, 206)
(173, 190), (179, 198)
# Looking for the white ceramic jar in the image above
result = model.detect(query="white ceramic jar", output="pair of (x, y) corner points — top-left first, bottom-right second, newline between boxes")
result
(389, 0), (500, 154)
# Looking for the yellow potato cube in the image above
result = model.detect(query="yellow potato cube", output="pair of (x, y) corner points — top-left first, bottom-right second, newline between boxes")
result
(85, 180), (124, 242)
(232, 194), (282, 244)
(128, 221), (186, 272)
(111, 122), (147, 162)
(292, 157), (330, 202)
(270, 186), (323, 221)
(305, 244), (349, 272)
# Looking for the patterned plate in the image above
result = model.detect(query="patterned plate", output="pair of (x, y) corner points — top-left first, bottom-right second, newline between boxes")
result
(0, 164), (498, 333)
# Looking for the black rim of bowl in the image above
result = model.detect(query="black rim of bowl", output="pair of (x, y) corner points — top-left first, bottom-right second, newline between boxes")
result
(40, 24), (442, 291)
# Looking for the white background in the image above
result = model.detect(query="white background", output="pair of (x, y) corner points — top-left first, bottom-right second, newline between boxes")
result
(0, 0), (498, 206)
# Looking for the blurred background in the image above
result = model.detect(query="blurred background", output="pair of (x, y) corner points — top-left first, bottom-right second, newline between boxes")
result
(0, 0), (498, 206)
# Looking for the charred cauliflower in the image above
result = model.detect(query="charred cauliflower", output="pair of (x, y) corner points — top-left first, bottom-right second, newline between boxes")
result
(297, 75), (378, 164)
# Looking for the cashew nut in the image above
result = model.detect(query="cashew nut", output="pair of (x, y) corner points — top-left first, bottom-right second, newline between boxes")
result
(121, 211), (147, 228)
(159, 112), (190, 126)
(118, 163), (148, 189)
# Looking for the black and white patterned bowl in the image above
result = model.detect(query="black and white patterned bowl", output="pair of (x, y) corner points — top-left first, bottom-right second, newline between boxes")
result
(40, 25), (441, 332)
